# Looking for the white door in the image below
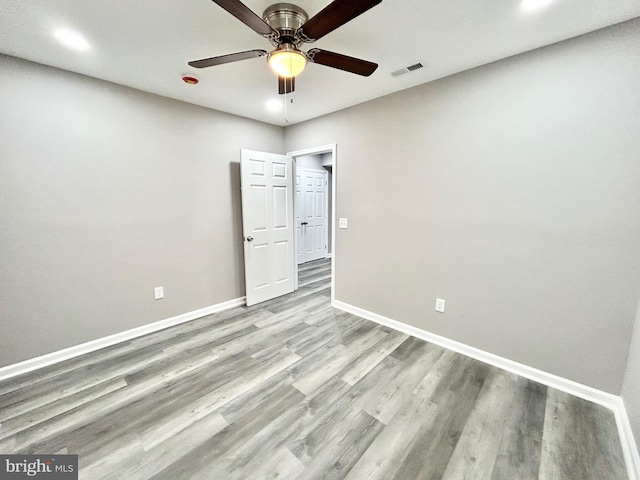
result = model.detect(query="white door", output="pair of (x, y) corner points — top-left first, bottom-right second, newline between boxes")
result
(296, 168), (328, 264)
(241, 149), (295, 306)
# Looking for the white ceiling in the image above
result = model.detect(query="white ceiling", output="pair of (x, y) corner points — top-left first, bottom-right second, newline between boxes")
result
(1, 0), (638, 126)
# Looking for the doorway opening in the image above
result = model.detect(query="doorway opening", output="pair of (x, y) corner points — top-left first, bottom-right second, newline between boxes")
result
(295, 158), (331, 265)
(288, 144), (336, 304)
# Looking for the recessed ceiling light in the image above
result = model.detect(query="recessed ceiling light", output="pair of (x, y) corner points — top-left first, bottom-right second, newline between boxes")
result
(521, 0), (555, 13)
(266, 99), (282, 112)
(54, 29), (90, 51)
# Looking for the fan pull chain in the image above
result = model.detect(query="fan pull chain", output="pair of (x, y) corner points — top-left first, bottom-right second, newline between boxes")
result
(284, 90), (288, 123)
(285, 55), (291, 123)
(283, 94), (294, 124)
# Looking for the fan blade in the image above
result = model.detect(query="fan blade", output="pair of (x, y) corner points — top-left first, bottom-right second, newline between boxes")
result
(307, 49), (378, 76)
(278, 76), (295, 94)
(298, 0), (382, 42)
(211, 0), (275, 36)
(188, 49), (267, 68)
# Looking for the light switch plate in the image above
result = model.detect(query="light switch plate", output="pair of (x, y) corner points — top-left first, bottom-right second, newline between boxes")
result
(339, 218), (348, 229)
(154, 286), (164, 300)
(435, 298), (446, 313)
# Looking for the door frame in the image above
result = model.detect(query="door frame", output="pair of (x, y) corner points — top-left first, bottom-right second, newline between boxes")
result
(287, 144), (336, 303)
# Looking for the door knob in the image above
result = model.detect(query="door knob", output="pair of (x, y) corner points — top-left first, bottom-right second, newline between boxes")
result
(301, 222), (308, 226)
(246, 236), (254, 242)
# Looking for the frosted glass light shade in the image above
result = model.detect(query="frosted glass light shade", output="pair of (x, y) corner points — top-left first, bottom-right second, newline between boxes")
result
(268, 48), (307, 78)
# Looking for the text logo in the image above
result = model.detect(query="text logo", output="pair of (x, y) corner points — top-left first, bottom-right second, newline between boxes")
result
(0, 455), (78, 479)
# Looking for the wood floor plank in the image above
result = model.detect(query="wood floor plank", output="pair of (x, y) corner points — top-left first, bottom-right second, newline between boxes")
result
(490, 378), (546, 480)
(213, 317), (312, 360)
(137, 348), (301, 450)
(303, 302), (342, 326)
(149, 386), (305, 479)
(216, 368), (295, 425)
(343, 380), (435, 479)
(109, 412), (229, 479)
(538, 388), (627, 480)
(246, 445), (306, 479)
(251, 295), (327, 328)
(8, 350), (250, 453)
(284, 315), (345, 353)
(79, 432), (145, 480)
(26, 354), (250, 459)
(390, 357), (491, 480)
(120, 343), (228, 386)
(0, 345), (168, 421)
(285, 377), (361, 464)
(212, 353), (355, 478)
(361, 341), (446, 425)
(179, 403), (305, 479)
(0, 435), (16, 453)
(292, 328), (388, 395)
(294, 410), (384, 480)
(440, 369), (518, 480)
(340, 331), (409, 386)
(299, 272), (332, 287)
(344, 354), (483, 480)
(0, 377), (127, 439)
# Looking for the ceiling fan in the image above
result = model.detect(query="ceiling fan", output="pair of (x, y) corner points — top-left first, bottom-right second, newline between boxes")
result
(188, 0), (382, 94)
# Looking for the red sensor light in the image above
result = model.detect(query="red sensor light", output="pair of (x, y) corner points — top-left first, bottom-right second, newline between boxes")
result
(182, 75), (199, 85)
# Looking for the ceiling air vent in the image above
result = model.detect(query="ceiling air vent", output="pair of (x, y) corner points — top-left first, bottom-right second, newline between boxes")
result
(391, 62), (424, 77)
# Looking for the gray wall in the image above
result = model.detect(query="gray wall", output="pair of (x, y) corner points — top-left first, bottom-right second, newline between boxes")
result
(0, 54), (284, 367)
(296, 154), (324, 170)
(622, 299), (640, 455)
(285, 19), (640, 394)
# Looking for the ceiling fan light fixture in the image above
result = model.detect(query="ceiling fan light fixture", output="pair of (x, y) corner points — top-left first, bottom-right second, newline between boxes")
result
(189, 0), (382, 94)
(268, 45), (307, 78)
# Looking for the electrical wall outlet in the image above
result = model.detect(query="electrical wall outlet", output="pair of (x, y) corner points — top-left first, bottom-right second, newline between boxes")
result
(435, 298), (446, 313)
(154, 286), (164, 300)
(339, 218), (348, 229)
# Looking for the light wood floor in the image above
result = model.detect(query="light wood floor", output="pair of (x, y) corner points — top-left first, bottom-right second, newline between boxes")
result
(0, 258), (628, 479)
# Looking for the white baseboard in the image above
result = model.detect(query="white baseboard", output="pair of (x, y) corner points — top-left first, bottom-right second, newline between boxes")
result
(0, 296), (246, 383)
(615, 397), (640, 480)
(332, 299), (639, 480)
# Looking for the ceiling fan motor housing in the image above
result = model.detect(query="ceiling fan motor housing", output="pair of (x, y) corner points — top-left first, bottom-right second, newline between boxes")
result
(263, 3), (308, 43)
